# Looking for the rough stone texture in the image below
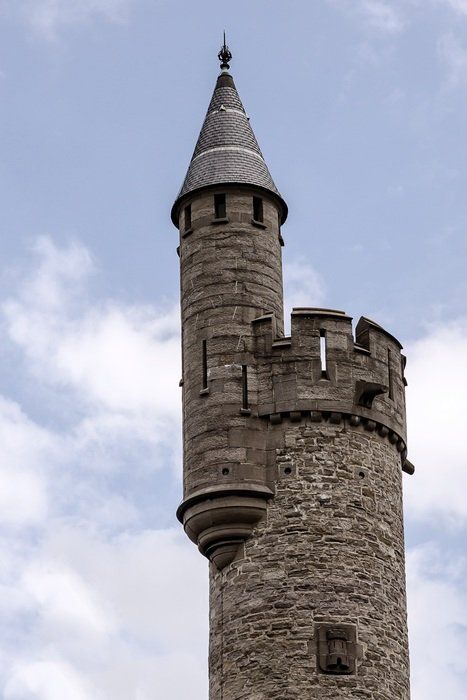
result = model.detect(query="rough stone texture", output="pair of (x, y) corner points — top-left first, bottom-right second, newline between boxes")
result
(179, 187), (283, 499)
(253, 310), (407, 444)
(209, 420), (410, 699)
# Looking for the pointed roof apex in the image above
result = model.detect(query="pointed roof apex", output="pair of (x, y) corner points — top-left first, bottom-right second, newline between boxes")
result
(171, 40), (288, 227)
(218, 32), (232, 72)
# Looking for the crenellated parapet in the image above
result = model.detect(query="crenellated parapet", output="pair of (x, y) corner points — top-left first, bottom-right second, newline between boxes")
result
(252, 308), (413, 474)
(178, 305), (413, 574)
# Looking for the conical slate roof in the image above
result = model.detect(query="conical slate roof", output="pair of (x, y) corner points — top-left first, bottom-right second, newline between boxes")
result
(171, 69), (287, 225)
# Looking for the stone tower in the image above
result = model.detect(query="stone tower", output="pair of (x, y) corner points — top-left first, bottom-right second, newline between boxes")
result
(172, 40), (413, 700)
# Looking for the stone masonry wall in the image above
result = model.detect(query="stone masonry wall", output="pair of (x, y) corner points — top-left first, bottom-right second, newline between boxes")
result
(209, 419), (410, 700)
(179, 187), (283, 499)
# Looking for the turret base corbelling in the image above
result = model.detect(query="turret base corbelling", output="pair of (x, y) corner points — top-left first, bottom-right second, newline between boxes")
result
(177, 484), (273, 569)
(257, 407), (409, 462)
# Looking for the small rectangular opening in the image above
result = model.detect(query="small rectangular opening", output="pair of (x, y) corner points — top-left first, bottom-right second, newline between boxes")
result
(242, 365), (249, 410)
(388, 348), (394, 399)
(320, 329), (329, 379)
(253, 196), (263, 223)
(184, 204), (192, 231)
(214, 193), (226, 219)
(202, 339), (208, 390)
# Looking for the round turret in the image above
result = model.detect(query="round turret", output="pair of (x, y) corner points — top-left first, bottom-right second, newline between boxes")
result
(176, 185), (285, 568)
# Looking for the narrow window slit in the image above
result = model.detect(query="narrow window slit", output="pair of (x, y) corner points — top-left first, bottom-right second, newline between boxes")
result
(242, 365), (249, 410)
(214, 193), (226, 219)
(202, 339), (208, 390)
(320, 330), (329, 379)
(184, 204), (191, 231)
(388, 348), (394, 399)
(253, 196), (263, 223)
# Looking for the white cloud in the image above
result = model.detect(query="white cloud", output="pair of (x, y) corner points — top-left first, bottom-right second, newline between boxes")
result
(1, 527), (208, 699)
(37, 527), (208, 651)
(18, 0), (132, 39)
(438, 33), (467, 88)
(0, 237), (208, 698)
(3, 237), (180, 416)
(0, 396), (55, 527)
(442, 0), (467, 16)
(405, 318), (467, 523)
(20, 235), (94, 309)
(22, 562), (117, 637)
(0, 239), (182, 534)
(407, 543), (467, 698)
(283, 257), (326, 330)
(5, 659), (98, 700)
(54, 306), (180, 414)
(359, 0), (405, 33)
(328, 0), (405, 33)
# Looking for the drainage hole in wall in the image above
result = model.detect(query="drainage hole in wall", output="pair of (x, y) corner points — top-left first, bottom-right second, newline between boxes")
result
(284, 466), (292, 475)
(222, 468), (230, 476)
(358, 470), (365, 479)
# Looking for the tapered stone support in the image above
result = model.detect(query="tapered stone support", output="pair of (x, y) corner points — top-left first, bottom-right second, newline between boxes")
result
(177, 484), (273, 569)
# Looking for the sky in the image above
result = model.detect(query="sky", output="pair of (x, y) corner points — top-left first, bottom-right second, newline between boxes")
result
(0, 0), (466, 697)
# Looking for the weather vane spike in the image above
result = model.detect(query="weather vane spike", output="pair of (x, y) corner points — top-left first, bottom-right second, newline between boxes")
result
(218, 31), (232, 72)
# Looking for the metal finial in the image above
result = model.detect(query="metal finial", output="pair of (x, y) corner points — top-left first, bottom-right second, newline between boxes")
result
(218, 31), (232, 72)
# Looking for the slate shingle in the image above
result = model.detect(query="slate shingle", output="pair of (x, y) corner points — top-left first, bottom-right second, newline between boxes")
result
(172, 71), (287, 224)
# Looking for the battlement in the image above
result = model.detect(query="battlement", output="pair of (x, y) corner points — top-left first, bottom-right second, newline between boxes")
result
(252, 308), (410, 468)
